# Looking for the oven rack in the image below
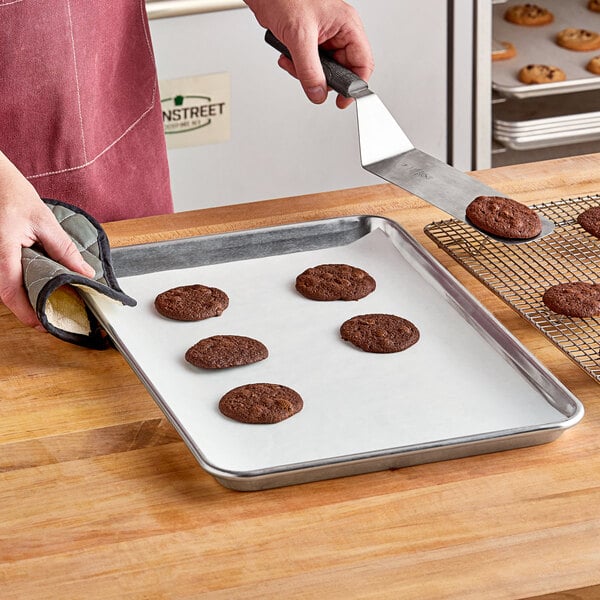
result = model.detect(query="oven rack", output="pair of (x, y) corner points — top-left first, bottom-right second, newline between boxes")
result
(424, 195), (600, 383)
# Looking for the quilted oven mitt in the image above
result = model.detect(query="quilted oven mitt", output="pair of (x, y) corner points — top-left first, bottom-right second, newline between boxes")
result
(21, 199), (136, 349)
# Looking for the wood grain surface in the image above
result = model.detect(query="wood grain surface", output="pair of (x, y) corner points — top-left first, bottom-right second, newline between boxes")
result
(1, 154), (599, 599)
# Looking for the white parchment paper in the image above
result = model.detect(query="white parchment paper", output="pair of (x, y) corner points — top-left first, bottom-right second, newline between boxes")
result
(492, 0), (600, 97)
(90, 229), (564, 474)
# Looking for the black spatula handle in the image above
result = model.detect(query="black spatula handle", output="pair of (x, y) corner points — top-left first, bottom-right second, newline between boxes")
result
(264, 30), (368, 99)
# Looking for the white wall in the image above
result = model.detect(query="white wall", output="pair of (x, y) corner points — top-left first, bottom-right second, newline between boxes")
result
(149, 1), (450, 211)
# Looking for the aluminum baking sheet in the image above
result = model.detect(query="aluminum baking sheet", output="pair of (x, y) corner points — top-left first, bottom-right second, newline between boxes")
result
(84, 216), (583, 490)
(495, 117), (600, 133)
(492, 89), (600, 149)
(493, 90), (600, 131)
(493, 125), (600, 150)
(493, 0), (600, 99)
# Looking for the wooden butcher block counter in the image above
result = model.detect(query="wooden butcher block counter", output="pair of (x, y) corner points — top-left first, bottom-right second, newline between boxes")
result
(1, 154), (600, 599)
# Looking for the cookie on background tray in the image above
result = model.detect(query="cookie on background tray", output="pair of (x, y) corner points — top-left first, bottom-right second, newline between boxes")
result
(492, 41), (517, 62)
(466, 195), (542, 239)
(517, 64), (566, 84)
(154, 284), (229, 321)
(185, 335), (268, 369)
(504, 4), (554, 26)
(588, 0), (600, 14)
(340, 313), (420, 354)
(577, 206), (600, 238)
(586, 56), (600, 75)
(542, 282), (600, 318)
(219, 383), (303, 424)
(295, 263), (376, 301)
(556, 28), (600, 52)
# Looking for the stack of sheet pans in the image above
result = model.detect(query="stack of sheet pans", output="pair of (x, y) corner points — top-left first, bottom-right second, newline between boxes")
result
(493, 90), (600, 151)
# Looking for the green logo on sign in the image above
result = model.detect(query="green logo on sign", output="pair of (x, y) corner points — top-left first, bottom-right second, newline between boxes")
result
(161, 94), (226, 134)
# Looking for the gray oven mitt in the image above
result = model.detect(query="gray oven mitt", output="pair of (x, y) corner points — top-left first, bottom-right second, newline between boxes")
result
(21, 198), (136, 349)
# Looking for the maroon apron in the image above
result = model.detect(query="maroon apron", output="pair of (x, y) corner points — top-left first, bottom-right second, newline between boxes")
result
(0, 0), (173, 222)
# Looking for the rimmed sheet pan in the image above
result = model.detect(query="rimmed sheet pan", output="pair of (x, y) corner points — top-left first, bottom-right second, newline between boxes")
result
(492, 90), (600, 150)
(84, 216), (583, 490)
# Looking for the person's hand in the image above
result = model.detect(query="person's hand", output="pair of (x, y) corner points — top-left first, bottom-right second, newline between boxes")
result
(0, 152), (95, 330)
(245, 0), (374, 108)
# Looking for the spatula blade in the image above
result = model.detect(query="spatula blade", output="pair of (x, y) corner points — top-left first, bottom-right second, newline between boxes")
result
(356, 91), (554, 244)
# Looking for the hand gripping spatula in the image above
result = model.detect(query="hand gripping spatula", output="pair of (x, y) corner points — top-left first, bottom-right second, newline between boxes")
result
(265, 31), (554, 244)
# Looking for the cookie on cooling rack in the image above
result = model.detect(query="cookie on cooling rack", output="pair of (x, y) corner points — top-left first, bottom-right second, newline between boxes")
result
(542, 282), (600, 318)
(466, 195), (542, 239)
(577, 206), (600, 238)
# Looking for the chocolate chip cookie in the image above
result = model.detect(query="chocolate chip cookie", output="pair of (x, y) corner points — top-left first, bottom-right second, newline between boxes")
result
(504, 4), (554, 26)
(492, 41), (517, 62)
(542, 282), (600, 318)
(556, 28), (600, 52)
(586, 56), (600, 75)
(219, 383), (303, 424)
(154, 284), (229, 321)
(185, 335), (268, 369)
(577, 206), (600, 238)
(295, 264), (376, 301)
(588, 0), (600, 13)
(466, 196), (542, 239)
(340, 313), (420, 354)
(518, 64), (566, 84)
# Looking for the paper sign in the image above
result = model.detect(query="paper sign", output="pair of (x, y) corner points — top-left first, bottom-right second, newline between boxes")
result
(159, 73), (230, 149)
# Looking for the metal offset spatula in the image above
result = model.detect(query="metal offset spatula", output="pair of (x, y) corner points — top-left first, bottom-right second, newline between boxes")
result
(265, 31), (554, 244)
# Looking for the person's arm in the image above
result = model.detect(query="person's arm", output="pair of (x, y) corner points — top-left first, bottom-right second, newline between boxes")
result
(244, 0), (374, 108)
(0, 151), (95, 330)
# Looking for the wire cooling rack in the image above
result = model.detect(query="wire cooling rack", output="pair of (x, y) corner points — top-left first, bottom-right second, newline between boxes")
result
(424, 194), (600, 383)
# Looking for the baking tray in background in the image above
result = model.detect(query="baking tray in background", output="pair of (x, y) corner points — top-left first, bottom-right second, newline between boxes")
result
(493, 0), (600, 99)
(494, 122), (600, 150)
(492, 89), (600, 150)
(425, 195), (600, 383)
(84, 216), (583, 491)
(493, 90), (600, 129)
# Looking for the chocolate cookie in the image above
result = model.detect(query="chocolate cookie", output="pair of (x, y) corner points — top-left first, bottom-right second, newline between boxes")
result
(154, 284), (229, 321)
(340, 313), (420, 354)
(492, 41), (517, 62)
(577, 206), (600, 238)
(466, 195), (542, 239)
(556, 28), (600, 52)
(295, 264), (376, 301)
(185, 335), (268, 369)
(542, 282), (600, 318)
(589, 0), (600, 13)
(518, 64), (566, 84)
(219, 383), (303, 424)
(504, 4), (554, 26)
(586, 56), (600, 75)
